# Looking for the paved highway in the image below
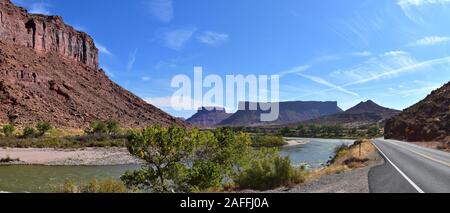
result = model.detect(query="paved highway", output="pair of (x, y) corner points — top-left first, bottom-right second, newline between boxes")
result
(370, 139), (450, 193)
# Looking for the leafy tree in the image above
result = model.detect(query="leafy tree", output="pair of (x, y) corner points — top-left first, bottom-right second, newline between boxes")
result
(367, 124), (381, 138)
(36, 121), (52, 136)
(86, 121), (109, 134)
(121, 126), (194, 192)
(23, 127), (37, 138)
(121, 126), (253, 192)
(2, 124), (15, 137)
(106, 120), (120, 135)
(279, 127), (291, 136)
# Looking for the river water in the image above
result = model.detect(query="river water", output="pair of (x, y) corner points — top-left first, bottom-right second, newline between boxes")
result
(0, 138), (354, 193)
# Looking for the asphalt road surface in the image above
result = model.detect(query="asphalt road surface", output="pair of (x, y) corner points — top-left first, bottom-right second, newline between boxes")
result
(370, 139), (450, 193)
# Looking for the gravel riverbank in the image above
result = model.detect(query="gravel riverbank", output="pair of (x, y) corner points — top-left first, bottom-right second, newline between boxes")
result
(0, 148), (141, 166)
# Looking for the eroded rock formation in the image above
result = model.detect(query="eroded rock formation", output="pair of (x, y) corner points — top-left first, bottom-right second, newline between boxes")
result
(0, 0), (98, 69)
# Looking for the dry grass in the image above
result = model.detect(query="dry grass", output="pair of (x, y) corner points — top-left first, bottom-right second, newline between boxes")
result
(307, 139), (376, 181)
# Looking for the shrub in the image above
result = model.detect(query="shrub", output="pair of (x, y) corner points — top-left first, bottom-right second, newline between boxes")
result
(0, 155), (20, 163)
(2, 124), (15, 137)
(86, 121), (121, 135)
(36, 121), (52, 136)
(55, 179), (128, 193)
(252, 134), (287, 147)
(106, 120), (120, 135)
(367, 124), (382, 138)
(22, 127), (37, 138)
(234, 149), (306, 190)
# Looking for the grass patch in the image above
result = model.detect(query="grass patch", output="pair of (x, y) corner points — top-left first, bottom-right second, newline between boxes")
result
(308, 139), (376, 181)
(0, 136), (126, 149)
(54, 179), (129, 193)
(251, 134), (287, 147)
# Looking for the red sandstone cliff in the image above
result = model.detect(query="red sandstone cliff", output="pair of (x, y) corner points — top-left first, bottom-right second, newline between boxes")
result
(0, 0), (98, 69)
(0, 0), (188, 128)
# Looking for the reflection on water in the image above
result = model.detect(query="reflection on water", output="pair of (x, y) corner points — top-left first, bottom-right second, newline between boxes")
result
(0, 138), (354, 193)
(0, 164), (141, 193)
(281, 138), (355, 168)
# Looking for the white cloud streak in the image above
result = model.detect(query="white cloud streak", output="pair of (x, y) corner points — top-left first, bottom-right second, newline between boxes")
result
(297, 73), (359, 97)
(197, 31), (229, 46)
(409, 36), (450, 46)
(127, 50), (138, 72)
(163, 27), (197, 50)
(95, 43), (113, 56)
(148, 0), (174, 23)
(28, 2), (51, 15)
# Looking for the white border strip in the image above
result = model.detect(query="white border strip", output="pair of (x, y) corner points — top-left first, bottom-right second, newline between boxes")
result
(372, 141), (425, 193)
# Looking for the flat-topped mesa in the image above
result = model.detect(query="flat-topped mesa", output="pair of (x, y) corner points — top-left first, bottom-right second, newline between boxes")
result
(0, 0), (98, 69)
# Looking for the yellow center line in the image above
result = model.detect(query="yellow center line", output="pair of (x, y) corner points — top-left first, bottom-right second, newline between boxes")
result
(385, 141), (450, 167)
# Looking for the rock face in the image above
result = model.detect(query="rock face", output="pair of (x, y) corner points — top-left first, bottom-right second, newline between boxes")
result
(385, 82), (450, 143)
(301, 100), (401, 128)
(0, 0), (98, 69)
(187, 107), (232, 128)
(219, 101), (343, 127)
(0, 0), (188, 128)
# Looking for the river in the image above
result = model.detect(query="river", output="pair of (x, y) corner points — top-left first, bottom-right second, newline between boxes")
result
(0, 138), (354, 193)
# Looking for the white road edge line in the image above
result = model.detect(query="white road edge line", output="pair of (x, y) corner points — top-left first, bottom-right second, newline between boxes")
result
(372, 141), (425, 193)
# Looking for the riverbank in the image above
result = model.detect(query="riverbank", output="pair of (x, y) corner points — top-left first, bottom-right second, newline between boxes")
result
(248, 139), (383, 193)
(0, 148), (141, 166)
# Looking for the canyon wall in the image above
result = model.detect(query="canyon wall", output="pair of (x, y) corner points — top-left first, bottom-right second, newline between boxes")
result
(0, 0), (98, 69)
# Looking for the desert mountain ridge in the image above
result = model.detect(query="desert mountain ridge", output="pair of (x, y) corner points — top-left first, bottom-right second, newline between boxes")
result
(187, 107), (232, 128)
(385, 81), (450, 143)
(216, 101), (343, 127)
(289, 100), (402, 128)
(0, 0), (188, 128)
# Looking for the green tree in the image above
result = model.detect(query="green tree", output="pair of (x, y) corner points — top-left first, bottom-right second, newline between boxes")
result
(2, 124), (15, 137)
(121, 126), (194, 192)
(106, 120), (120, 135)
(367, 124), (381, 138)
(86, 121), (109, 134)
(121, 126), (253, 192)
(36, 121), (52, 136)
(279, 127), (291, 136)
(23, 127), (37, 138)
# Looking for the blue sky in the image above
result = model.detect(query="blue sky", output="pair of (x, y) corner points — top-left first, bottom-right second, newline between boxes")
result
(12, 0), (450, 118)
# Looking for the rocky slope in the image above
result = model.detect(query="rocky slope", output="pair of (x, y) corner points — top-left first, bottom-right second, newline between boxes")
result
(219, 101), (343, 127)
(385, 81), (450, 143)
(187, 107), (232, 128)
(0, 0), (187, 128)
(300, 100), (401, 128)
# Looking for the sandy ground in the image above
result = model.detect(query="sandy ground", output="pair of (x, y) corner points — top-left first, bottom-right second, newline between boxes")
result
(0, 148), (141, 166)
(284, 138), (310, 147)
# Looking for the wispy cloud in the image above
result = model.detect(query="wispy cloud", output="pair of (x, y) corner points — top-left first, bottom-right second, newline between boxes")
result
(350, 51), (372, 57)
(145, 96), (203, 110)
(344, 56), (450, 86)
(141, 76), (151, 81)
(28, 2), (51, 15)
(127, 50), (138, 72)
(148, 0), (174, 23)
(163, 27), (197, 50)
(102, 66), (115, 78)
(331, 50), (416, 83)
(409, 36), (450, 47)
(297, 73), (359, 97)
(95, 43), (113, 56)
(197, 31), (229, 46)
(278, 65), (311, 77)
(387, 80), (441, 97)
(398, 0), (450, 22)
